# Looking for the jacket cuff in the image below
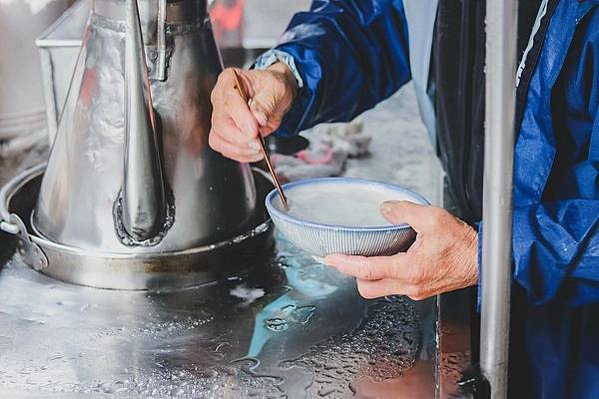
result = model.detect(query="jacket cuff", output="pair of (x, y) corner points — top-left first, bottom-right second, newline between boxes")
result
(253, 49), (304, 88)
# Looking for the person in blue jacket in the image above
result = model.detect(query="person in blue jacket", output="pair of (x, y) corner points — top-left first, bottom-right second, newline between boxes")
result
(208, 0), (599, 397)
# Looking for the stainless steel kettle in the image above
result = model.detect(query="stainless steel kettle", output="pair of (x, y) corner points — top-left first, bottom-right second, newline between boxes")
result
(32, 0), (257, 253)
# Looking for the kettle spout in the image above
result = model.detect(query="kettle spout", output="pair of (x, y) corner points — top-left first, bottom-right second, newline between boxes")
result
(120, 0), (167, 242)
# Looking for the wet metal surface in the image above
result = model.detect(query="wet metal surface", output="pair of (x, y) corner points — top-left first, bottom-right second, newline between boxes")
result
(0, 233), (435, 398)
(0, 85), (470, 398)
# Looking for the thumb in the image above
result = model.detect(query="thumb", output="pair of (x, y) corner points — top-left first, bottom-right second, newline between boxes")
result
(380, 200), (433, 232)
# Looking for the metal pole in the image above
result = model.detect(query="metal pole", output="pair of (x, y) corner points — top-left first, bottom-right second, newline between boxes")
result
(480, 0), (518, 398)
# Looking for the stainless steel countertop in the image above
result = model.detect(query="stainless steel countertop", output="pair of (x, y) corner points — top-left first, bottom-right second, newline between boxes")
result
(0, 232), (445, 398)
(0, 86), (471, 399)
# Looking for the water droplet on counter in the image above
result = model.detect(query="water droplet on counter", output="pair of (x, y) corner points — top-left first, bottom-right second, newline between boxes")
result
(279, 296), (420, 397)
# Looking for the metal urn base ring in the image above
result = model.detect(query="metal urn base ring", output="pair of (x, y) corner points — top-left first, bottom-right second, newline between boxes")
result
(0, 164), (275, 290)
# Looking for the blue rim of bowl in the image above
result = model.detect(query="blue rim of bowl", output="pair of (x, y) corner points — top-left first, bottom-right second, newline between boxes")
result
(265, 177), (430, 233)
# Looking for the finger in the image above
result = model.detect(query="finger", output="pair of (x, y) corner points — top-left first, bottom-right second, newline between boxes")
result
(324, 253), (410, 280)
(223, 83), (259, 139)
(209, 129), (262, 163)
(356, 278), (428, 300)
(249, 98), (270, 128)
(380, 200), (440, 232)
(217, 68), (258, 137)
(250, 98), (284, 140)
(208, 132), (255, 162)
(213, 115), (261, 149)
(356, 278), (403, 299)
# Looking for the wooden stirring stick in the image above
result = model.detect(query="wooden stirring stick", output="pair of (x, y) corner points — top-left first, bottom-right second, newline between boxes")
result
(231, 69), (289, 209)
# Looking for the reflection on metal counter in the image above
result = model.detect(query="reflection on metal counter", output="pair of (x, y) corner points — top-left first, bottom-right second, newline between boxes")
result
(0, 229), (442, 398)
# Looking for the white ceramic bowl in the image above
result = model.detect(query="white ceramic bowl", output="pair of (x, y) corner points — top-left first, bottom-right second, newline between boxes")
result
(265, 177), (429, 259)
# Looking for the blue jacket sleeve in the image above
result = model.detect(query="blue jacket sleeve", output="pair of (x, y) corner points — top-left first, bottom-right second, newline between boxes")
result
(512, 200), (599, 307)
(261, 0), (411, 136)
(511, 17), (599, 306)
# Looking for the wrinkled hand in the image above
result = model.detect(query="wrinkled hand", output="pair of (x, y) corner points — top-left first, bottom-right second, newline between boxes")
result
(325, 201), (478, 300)
(209, 62), (298, 162)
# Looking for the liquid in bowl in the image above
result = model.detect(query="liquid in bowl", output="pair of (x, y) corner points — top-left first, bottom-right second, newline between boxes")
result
(273, 184), (417, 227)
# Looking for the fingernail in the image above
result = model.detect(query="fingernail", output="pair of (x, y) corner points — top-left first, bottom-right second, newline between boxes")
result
(380, 200), (400, 214)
